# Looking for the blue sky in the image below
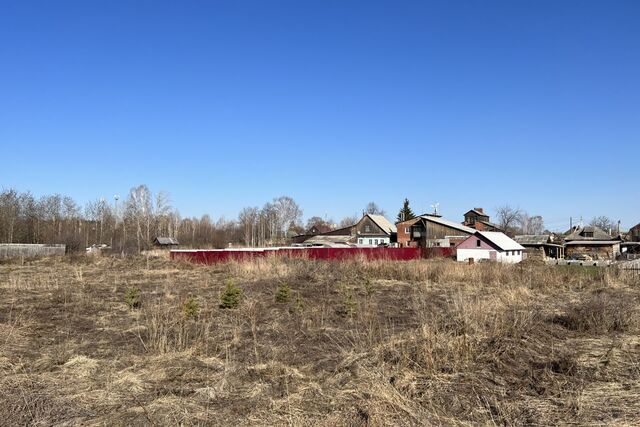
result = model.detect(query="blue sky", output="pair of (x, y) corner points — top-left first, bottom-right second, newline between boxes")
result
(1, 1), (638, 231)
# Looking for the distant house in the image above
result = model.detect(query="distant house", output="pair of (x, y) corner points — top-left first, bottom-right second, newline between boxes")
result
(457, 231), (525, 263)
(514, 235), (564, 260)
(290, 223), (334, 244)
(400, 214), (475, 248)
(308, 224), (332, 235)
(463, 208), (503, 232)
(291, 214), (396, 246)
(396, 216), (422, 247)
(153, 237), (179, 247)
(301, 234), (353, 247)
(563, 226), (622, 260)
(630, 223), (640, 242)
(354, 214), (397, 246)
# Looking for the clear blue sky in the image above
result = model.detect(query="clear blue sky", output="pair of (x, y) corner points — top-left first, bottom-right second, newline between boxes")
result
(1, 1), (639, 231)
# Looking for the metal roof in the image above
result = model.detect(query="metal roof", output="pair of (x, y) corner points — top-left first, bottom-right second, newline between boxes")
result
(367, 214), (397, 234)
(420, 215), (476, 234)
(478, 220), (502, 230)
(514, 235), (551, 245)
(564, 226), (615, 242)
(564, 240), (620, 245)
(304, 235), (353, 244)
(154, 237), (179, 245)
(477, 231), (525, 251)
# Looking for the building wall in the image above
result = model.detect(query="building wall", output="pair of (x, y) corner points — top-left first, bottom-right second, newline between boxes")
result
(456, 248), (522, 263)
(464, 212), (489, 226)
(565, 243), (620, 259)
(457, 235), (494, 250)
(630, 224), (640, 242)
(414, 219), (472, 247)
(356, 236), (390, 246)
(355, 216), (385, 237)
(396, 217), (420, 247)
(456, 235), (523, 263)
(457, 248), (494, 262)
(323, 226), (354, 236)
(496, 250), (523, 263)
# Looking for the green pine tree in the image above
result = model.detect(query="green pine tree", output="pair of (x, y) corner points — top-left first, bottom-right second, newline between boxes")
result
(397, 198), (416, 222)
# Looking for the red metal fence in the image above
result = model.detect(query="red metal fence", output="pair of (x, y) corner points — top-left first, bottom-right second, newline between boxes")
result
(422, 247), (456, 259)
(170, 247), (426, 264)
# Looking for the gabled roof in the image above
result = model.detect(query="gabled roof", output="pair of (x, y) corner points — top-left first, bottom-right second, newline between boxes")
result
(304, 235), (353, 244)
(564, 226), (616, 242)
(307, 224), (332, 234)
(465, 209), (489, 218)
(477, 232), (525, 251)
(154, 237), (179, 245)
(478, 220), (502, 230)
(367, 214), (397, 234)
(514, 235), (551, 245)
(395, 216), (421, 226)
(420, 215), (476, 234)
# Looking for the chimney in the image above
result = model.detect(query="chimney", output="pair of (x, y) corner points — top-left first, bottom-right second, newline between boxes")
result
(475, 207), (484, 213)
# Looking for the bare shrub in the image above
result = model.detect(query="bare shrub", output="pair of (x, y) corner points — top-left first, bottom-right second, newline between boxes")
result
(141, 303), (211, 354)
(557, 290), (638, 333)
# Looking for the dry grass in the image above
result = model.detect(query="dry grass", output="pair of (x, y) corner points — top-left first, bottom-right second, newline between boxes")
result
(0, 255), (638, 425)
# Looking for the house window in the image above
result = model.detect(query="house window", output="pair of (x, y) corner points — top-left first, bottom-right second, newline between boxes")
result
(365, 225), (371, 233)
(358, 239), (363, 244)
(405, 227), (410, 233)
(369, 239), (372, 245)
(476, 239), (481, 247)
(374, 239), (378, 245)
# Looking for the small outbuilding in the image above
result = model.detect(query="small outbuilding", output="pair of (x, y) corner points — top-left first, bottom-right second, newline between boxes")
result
(456, 231), (525, 264)
(153, 237), (180, 247)
(514, 235), (564, 260)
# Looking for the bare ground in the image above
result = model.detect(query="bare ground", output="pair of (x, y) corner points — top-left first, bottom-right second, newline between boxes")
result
(0, 255), (639, 426)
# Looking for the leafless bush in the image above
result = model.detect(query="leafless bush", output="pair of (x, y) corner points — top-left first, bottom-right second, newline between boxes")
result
(556, 290), (639, 333)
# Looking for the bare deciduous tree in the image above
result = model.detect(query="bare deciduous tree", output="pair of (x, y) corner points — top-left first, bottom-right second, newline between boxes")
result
(272, 196), (302, 240)
(495, 205), (523, 236)
(339, 215), (359, 228)
(365, 202), (385, 216)
(590, 216), (615, 234)
(519, 213), (544, 235)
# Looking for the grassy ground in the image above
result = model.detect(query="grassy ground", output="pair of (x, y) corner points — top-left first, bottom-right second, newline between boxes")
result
(0, 255), (639, 426)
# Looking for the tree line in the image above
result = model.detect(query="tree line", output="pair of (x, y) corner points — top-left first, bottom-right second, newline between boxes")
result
(0, 186), (310, 252)
(1, 187), (619, 251)
(0, 185), (381, 252)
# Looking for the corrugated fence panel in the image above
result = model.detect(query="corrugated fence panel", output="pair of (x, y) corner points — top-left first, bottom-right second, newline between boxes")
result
(170, 247), (424, 264)
(0, 244), (66, 259)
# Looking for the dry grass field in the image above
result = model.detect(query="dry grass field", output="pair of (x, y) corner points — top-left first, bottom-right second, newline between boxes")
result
(1, 255), (639, 426)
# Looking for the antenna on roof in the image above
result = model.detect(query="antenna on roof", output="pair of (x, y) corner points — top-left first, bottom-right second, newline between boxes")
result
(431, 202), (439, 215)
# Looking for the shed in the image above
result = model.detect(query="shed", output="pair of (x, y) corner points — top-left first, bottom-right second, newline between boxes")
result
(154, 237), (180, 247)
(514, 235), (564, 260)
(457, 232), (525, 264)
